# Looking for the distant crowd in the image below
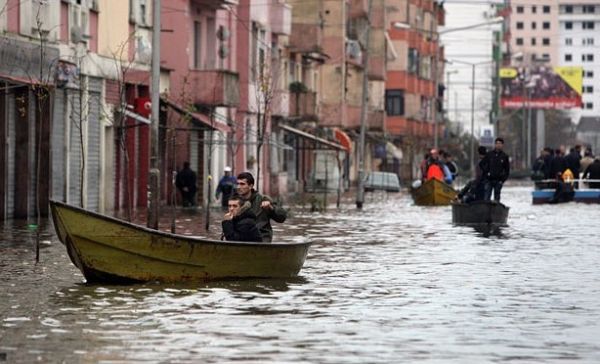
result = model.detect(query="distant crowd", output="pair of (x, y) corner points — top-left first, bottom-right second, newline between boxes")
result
(532, 145), (600, 189)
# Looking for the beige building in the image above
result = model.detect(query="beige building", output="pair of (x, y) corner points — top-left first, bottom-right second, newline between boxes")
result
(510, 0), (559, 64)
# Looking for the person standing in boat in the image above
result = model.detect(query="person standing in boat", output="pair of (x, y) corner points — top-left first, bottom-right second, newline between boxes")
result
(215, 166), (237, 211)
(175, 162), (198, 207)
(221, 195), (262, 242)
(484, 138), (510, 202)
(583, 157), (600, 189)
(235, 172), (287, 242)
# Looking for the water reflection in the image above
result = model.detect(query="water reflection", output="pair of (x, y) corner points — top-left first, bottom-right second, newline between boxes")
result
(2, 184), (600, 362)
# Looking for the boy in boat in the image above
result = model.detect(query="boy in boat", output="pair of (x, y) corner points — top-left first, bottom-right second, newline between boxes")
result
(221, 195), (262, 242)
(235, 172), (287, 242)
(456, 146), (488, 203)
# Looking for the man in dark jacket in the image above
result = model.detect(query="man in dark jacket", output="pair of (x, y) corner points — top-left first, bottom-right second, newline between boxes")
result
(565, 145), (582, 185)
(175, 162), (197, 207)
(235, 172), (287, 242)
(583, 158), (600, 189)
(222, 196), (262, 242)
(484, 137), (510, 201)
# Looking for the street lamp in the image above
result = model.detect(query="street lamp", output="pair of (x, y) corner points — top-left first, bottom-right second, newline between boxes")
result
(446, 59), (495, 176)
(392, 17), (504, 149)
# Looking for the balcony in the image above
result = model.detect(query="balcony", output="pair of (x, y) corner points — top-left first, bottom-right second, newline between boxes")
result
(290, 23), (322, 53)
(192, 0), (239, 9)
(289, 91), (317, 120)
(368, 110), (385, 131)
(270, 2), (291, 35)
(189, 70), (240, 107)
(348, 0), (368, 19)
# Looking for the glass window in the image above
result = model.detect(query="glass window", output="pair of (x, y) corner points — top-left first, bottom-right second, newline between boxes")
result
(516, 6), (524, 13)
(586, 71), (594, 78)
(532, 6), (537, 13)
(585, 102), (593, 110)
(385, 90), (405, 116)
(565, 5), (573, 13)
(565, 54), (572, 62)
(583, 22), (595, 30)
(565, 22), (573, 30)
(531, 38), (536, 46)
(565, 38), (572, 45)
(516, 21), (524, 30)
(543, 5), (550, 13)
(583, 5), (595, 13)
(531, 22), (537, 30)
(543, 38), (550, 46)
(543, 22), (550, 30)
(516, 38), (523, 46)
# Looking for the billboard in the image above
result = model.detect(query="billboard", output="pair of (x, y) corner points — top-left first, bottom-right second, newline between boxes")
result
(499, 66), (582, 109)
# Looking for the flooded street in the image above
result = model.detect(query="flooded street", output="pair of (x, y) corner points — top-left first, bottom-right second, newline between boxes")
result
(2, 184), (600, 363)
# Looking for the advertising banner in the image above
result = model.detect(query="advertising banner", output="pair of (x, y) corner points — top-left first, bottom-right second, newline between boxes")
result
(499, 66), (582, 109)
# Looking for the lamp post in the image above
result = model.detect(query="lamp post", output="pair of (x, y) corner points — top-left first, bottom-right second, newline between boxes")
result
(446, 59), (495, 176)
(393, 17), (503, 150)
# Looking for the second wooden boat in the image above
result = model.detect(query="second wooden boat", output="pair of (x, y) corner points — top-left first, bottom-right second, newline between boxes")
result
(411, 178), (457, 206)
(50, 200), (311, 283)
(451, 200), (509, 226)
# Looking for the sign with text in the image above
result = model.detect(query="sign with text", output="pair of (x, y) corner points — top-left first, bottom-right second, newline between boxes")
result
(499, 66), (582, 109)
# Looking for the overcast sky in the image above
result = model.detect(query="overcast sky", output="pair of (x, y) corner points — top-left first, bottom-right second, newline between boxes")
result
(441, 2), (501, 137)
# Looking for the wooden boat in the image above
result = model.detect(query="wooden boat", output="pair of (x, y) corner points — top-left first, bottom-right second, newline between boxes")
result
(451, 200), (509, 226)
(411, 178), (457, 206)
(49, 200), (311, 283)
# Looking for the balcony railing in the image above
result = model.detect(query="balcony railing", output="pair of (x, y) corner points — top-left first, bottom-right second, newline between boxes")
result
(289, 91), (317, 120)
(270, 2), (291, 35)
(189, 70), (240, 107)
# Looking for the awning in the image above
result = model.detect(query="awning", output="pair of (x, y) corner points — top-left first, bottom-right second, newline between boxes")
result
(334, 128), (352, 152)
(161, 97), (230, 133)
(280, 124), (346, 151)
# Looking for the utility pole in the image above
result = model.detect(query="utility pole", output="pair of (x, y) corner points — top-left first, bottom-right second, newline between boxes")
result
(148, 0), (161, 229)
(356, 0), (372, 210)
(469, 63), (476, 176)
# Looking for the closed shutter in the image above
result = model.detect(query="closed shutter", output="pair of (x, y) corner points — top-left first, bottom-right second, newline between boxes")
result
(51, 90), (66, 201)
(68, 90), (82, 206)
(6, 93), (15, 215)
(86, 77), (102, 211)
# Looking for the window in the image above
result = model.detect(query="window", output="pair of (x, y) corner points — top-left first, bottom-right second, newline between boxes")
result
(583, 5), (595, 13)
(530, 54), (537, 61)
(532, 6), (537, 13)
(583, 22), (595, 30)
(516, 21), (524, 30)
(583, 38), (595, 45)
(585, 102), (593, 110)
(543, 5), (550, 13)
(385, 90), (405, 116)
(408, 48), (419, 74)
(543, 38), (550, 46)
(585, 71), (594, 78)
(531, 38), (536, 46)
(543, 22), (550, 30)
(565, 54), (572, 62)
(582, 54), (594, 62)
(516, 38), (523, 46)
(565, 5), (573, 13)
(565, 22), (573, 30)
(584, 86), (594, 93)
(531, 22), (537, 30)
(542, 54), (550, 61)
(193, 21), (202, 69)
(565, 38), (572, 45)
(516, 6), (524, 13)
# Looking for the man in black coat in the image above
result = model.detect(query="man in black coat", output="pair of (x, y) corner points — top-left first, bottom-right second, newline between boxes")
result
(221, 196), (262, 242)
(565, 145), (582, 184)
(583, 158), (600, 189)
(484, 137), (510, 201)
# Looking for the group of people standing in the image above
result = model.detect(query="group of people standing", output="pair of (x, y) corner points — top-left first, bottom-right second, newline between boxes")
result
(175, 164), (286, 243)
(532, 144), (600, 203)
(457, 137), (511, 203)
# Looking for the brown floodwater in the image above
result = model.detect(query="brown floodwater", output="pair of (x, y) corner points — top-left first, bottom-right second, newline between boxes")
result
(1, 184), (600, 363)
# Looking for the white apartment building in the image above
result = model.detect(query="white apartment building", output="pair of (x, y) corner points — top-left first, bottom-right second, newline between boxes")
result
(558, 1), (600, 120)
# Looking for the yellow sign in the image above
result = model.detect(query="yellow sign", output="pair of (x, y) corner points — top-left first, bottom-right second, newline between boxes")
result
(499, 68), (518, 78)
(554, 66), (583, 95)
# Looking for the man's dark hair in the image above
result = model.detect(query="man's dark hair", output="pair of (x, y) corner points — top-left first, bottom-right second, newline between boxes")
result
(228, 195), (242, 203)
(183, 161), (190, 169)
(495, 137), (504, 144)
(478, 146), (487, 156)
(237, 172), (254, 186)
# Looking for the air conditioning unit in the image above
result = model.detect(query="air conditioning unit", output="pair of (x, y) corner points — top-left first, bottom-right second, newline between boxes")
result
(346, 40), (362, 61)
